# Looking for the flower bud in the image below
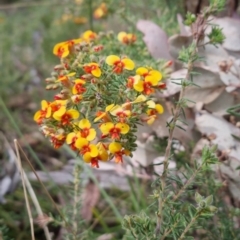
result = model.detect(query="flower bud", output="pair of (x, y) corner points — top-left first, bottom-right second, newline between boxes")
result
(54, 64), (64, 71)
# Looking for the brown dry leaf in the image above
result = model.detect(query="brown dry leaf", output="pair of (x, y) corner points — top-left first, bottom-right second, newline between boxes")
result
(218, 59), (240, 92)
(198, 43), (229, 71)
(163, 69), (187, 97)
(204, 90), (236, 115)
(184, 66), (225, 107)
(81, 179), (100, 222)
(150, 102), (197, 148)
(168, 34), (192, 59)
(195, 111), (240, 160)
(132, 137), (160, 167)
(136, 19), (172, 60)
(219, 158), (240, 201)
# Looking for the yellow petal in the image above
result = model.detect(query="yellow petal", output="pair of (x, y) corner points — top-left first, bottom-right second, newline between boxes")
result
(136, 67), (148, 76)
(109, 105), (121, 116)
(86, 129), (96, 141)
(146, 77), (159, 86)
(53, 107), (66, 120)
(94, 113), (105, 122)
(100, 122), (114, 135)
(75, 137), (89, 149)
(67, 72), (77, 77)
(145, 70), (162, 86)
(147, 116), (156, 125)
(61, 50), (70, 58)
(106, 55), (120, 65)
(122, 58), (135, 70)
(79, 119), (91, 129)
(73, 38), (82, 44)
(147, 100), (156, 109)
(83, 152), (92, 163)
(53, 42), (66, 55)
(99, 150), (108, 161)
(33, 111), (41, 121)
(106, 104), (115, 111)
(92, 68), (101, 77)
(74, 79), (86, 84)
(56, 99), (68, 105)
(46, 107), (51, 118)
(133, 75), (141, 81)
(66, 132), (76, 144)
(156, 104), (164, 114)
(89, 144), (98, 157)
(41, 100), (48, 110)
(132, 94), (146, 103)
(116, 123), (130, 134)
(67, 109), (80, 119)
(72, 86), (78, 95)
(133, 79), (144, 92)
(109, 142), (122, 153)
(82, 30), (96, 40)
(117, 32), (127, 42)
(123, 110), (131, 116)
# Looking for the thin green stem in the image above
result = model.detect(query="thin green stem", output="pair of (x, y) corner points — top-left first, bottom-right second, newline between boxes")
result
(155, 42), (197, 236)
(161, 219), (180, 240)
(173, 165), (202, 202)
(179, 214), (199, 240)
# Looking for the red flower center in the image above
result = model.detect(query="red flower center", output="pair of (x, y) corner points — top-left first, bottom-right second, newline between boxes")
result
(70, 136), (78, 150)
(142, 72), (150, 78)
(123, 36), (130, 44)
(51, 136), (66, 149)
(148, 109), (157, 116)
(75, 83), (86, 94)
(51, 104), (61, 112)
(143, 82), (154, 95)
(81, 128), (90, 138)
(113, 60), (124, 74)
(81, 145), (90, 155)
(115, 152), (123, 163)
(61, 113), (72, 125)
(127, 77), (134, 88)
(109, 127), (121, 139)
(57, 47), (65, 57)
(91, 158), (99, 168)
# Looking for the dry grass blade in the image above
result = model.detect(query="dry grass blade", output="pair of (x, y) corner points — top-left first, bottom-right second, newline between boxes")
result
(13, 139), (35, 240)
(9, 137), (52, 240)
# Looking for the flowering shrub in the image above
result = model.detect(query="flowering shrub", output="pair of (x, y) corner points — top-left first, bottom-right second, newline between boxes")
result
(34, 30), (170, 168)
